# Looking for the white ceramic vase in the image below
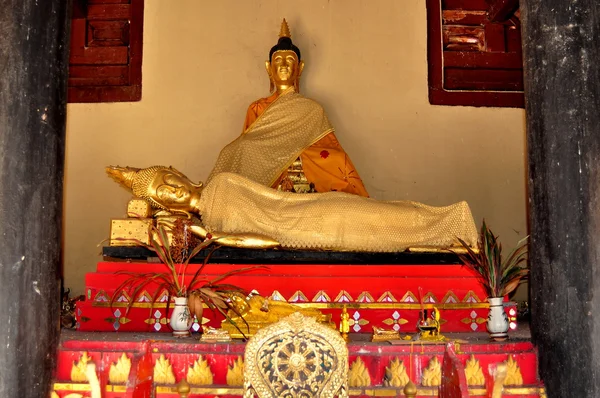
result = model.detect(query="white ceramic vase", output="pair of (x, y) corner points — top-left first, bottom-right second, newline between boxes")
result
(487, 297), (509, 341)
(169, 296), (191, 337)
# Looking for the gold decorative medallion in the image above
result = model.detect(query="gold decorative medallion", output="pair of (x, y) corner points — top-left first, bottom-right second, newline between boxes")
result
(243, 312), (348, 397)
(154, 354), (176, 385)
(186, 355), (214, 385)
(71, 352), (92, 382)
(109, 353), (131, 384)
(226, 356), (244, 386)
(464, 355), (485, 386)
(384, 358), (410, 387)
(421, 357), (441, 387)
(349, 357), (371, 387)
(503, 356), (523, 385)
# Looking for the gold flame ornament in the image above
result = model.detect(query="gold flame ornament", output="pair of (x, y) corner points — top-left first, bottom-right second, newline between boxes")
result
(464, 355), (485, 386)
(109, 353), (132, 384)
(503, 356), (524, 385)
(70, 352), (92, 382)
(348, 357), (371, 387)
(226, 356), (245, 386)
(421, 357), (441, 387)
(384, 358), (410, 388)
(154, 354), (176, 385)
(186, 355), (213, 385)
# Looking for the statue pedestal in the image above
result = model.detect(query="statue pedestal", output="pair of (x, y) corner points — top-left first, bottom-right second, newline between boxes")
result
(76, 248), (517, 334)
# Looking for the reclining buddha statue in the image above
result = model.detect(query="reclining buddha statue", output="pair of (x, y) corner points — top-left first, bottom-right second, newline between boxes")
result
(106, 165), (477, 252)
(206, 19), (369, 197)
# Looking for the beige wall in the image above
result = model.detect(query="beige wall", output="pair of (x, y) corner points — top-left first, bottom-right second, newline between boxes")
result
(64, 0), (528, 297)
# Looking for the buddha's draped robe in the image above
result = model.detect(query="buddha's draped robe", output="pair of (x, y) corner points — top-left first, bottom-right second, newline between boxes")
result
(200, 172), (478, 252)
(207, 88), (369, 197)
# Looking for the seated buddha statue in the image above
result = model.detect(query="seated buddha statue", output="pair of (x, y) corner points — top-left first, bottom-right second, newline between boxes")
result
(206, 19), (369, 197)
(106, 165), (478, 252)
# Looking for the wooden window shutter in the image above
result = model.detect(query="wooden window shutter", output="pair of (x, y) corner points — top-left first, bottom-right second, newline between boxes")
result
(68, 0), (144, 103)
(426, 0), (524, 108)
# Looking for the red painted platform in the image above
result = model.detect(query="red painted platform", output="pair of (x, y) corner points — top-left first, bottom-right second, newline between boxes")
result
(77, 261), (517, 334)
(52, 329), (545, 397)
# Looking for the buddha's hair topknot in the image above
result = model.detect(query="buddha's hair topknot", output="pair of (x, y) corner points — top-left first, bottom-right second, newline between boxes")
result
(269, 18), (301, 61)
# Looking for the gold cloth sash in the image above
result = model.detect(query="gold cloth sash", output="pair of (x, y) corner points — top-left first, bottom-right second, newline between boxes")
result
(200, 173), (478, 252)
(206, 90), (333, 187)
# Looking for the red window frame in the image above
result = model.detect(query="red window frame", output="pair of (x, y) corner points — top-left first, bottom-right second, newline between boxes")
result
(426, 0), (524, 108)
(68, 0), (144, 103)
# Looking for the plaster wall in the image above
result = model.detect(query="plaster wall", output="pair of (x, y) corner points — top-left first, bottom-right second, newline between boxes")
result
(64, 0), (528, 297)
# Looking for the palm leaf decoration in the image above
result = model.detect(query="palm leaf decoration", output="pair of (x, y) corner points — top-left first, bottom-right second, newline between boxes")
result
(454, 220), (529, 298)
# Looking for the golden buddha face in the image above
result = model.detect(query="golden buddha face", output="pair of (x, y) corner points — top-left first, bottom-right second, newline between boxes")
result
(149, 168), (203, 213)
(266, 50), (304, 93)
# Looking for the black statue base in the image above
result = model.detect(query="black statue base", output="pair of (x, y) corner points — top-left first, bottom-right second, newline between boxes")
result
(102, 245), (461, 265)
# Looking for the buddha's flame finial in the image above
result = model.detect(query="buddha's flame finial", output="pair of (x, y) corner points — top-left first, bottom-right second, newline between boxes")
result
(279, 18), (291, 38)
(106, 165), (140, 190)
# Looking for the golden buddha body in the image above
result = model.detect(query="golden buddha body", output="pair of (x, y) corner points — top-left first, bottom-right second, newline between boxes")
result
(207, 19), (369, 197)
(107, 165), (477, 252)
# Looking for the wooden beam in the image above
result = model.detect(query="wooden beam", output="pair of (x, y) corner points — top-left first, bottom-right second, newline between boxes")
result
(0, 1), (70, 396)
(487, 0), (519, 22)
(522, 0), (600, 396)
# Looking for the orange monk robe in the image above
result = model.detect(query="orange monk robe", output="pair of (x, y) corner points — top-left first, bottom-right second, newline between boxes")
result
(242, 92), (369, 197)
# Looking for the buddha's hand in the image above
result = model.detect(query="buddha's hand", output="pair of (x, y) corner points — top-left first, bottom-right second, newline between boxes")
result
(155, 215), (203, 235)
(155, 217), (175, 230)
(157, 216), (280, 249)
(213, 233), (281, 250)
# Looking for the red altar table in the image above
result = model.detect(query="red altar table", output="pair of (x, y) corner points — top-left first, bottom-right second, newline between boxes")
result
(66, 248), (538, 397)
(77, 257), (517, 335)
(52, 330), (545, 398)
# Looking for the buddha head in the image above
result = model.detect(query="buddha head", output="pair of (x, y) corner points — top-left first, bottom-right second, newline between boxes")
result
(106, 165), (203, 216)
(266, 19), (304, 93)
